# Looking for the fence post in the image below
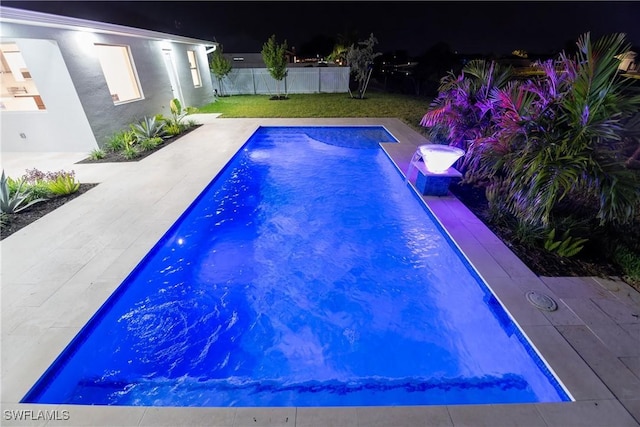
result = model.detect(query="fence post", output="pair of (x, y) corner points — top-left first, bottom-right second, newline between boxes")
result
(249, 68), (254, 95)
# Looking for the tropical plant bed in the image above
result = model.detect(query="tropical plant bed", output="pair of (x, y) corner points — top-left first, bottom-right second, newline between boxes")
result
(1, 183), (97, 240)
(449, 182), (628, 280)
(418, 33), (640, 291)
(76, 125), (201, 164)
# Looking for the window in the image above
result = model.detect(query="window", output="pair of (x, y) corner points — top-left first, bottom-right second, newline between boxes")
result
(94, 44), (142, 104)
(0, 43), (46, 111)
(187, 50), (202, 87)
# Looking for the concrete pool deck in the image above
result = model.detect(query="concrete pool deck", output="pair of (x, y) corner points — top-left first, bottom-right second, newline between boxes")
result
(1, 117), (639, 426)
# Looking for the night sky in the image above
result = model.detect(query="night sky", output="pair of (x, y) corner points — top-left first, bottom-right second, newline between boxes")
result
(3, 1), (640, 57)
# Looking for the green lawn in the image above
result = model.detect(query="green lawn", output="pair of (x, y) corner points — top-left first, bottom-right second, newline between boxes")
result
(196, 92), (431, 132)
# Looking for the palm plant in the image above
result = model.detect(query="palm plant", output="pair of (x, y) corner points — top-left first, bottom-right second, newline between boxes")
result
(420, 33), (640, 257)
(496, 33), (640, 228)
(420, 59), (513, 180)
(623, 112), (640, 168)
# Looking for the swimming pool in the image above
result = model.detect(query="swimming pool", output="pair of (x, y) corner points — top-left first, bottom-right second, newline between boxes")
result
(23, 126), (570, 406)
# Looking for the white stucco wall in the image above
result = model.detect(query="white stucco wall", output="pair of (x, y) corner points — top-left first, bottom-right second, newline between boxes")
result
(1, 38), (97, 152)
(1, 19), (214, 152)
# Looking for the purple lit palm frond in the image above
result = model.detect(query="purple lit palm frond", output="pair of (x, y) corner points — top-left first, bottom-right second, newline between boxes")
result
(420, 105), (455, 127)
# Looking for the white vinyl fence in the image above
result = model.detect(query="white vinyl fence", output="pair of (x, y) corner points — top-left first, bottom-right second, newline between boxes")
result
(211, 67), (350, 96)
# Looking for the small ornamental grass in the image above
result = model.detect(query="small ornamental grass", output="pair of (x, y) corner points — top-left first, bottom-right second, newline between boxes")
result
(139, 136), (163, 152)
(0, 212), (9, 228)
(105, 130), (131, 153)
(122, 145), (140, 159)
(90, 148), (105, 160)
(25, 181), (51, 201)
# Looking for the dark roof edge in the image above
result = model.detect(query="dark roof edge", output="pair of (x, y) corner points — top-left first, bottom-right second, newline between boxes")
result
(0, 6), (217, 46)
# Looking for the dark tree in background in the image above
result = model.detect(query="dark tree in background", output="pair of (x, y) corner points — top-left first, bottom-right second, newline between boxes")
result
(298, 34), (335, 59)
(346, 33), (381, 99)
(413, 42), (462, 96)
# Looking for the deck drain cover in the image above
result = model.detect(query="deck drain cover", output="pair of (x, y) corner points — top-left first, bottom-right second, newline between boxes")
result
(526, 291), (558, 312)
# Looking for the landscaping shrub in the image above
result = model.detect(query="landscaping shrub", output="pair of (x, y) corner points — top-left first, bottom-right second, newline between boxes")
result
(163, 122), (182, 137)
(89, 148), (105, 160)
(421, 32), (640, 259)
(139, 136), (163, 151)
(88, 101), (199, 162)
(165, 98), (188, 130)
(46, 172), (80, 196)
(614, 245), (640, 285)
(0, 170), (46, 214)
(104, 130), (130, 153)
(131, 116), (166, 141)
(6, 169), (81, 199)
(24, 181), (52, 202)
(122, 145), (140, 159)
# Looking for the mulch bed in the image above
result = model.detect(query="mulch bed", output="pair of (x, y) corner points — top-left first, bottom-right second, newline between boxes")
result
(449, 182), (623, 278)
(1, 184), (98, 240)
(76, 125), (201, 164)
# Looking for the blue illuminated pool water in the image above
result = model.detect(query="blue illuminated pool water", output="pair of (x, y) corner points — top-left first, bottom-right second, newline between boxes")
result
(23, 126), (570, 406)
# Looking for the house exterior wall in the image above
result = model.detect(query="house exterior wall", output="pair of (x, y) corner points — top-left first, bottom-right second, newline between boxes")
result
(1, 37), (97, 152)
(1, 18), (214, 152)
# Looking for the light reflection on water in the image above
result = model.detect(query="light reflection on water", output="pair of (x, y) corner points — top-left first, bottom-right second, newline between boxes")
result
(23, 127), (569, 407)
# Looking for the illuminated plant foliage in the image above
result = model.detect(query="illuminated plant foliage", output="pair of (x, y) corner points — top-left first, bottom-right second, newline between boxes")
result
(421, 33), (640, 258)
